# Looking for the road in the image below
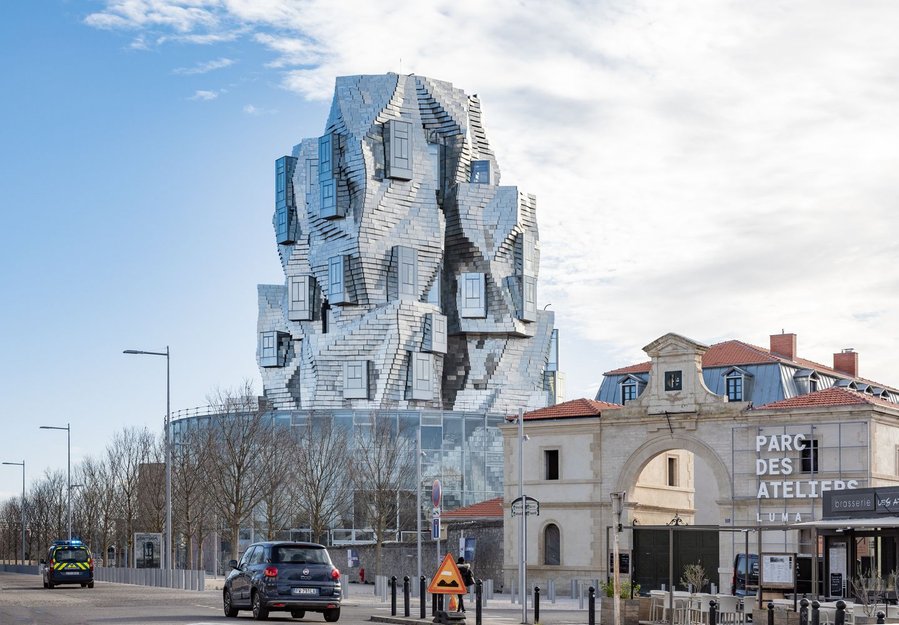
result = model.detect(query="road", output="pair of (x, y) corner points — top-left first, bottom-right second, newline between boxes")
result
(0, 572), (591, 625)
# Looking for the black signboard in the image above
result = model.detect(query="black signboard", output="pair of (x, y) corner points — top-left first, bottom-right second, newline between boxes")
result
(609, 551), (630, 574)
(830, 573), (843, 597)
(823, 487), (899, 519)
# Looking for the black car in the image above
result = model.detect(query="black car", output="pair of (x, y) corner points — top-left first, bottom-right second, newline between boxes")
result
(223, 541), (342, 621)
(40, 539), (94, 589)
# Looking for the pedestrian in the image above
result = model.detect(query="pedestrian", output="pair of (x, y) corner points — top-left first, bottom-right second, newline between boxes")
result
(359, 566), (365, 584)
(457, 556), (474, 612)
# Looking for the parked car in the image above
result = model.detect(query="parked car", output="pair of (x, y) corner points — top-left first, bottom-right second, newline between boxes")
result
(223, 541), (342, 621)
(732, 553), (759, 596)
(40, 539), (94, 589)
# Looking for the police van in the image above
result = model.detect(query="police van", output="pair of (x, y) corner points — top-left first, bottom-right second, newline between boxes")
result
(41, 539), (94, 589)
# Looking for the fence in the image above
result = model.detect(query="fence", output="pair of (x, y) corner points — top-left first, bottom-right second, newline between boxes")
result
(94, 566), (205, 591)
(0, 564), (39, 574)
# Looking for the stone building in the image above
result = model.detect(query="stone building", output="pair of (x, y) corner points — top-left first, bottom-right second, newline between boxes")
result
(502, 332), (899, 594)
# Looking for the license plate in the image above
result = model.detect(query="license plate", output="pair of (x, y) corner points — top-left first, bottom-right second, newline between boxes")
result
(65, 571), (81, 575)
(292, 587), (318, 596)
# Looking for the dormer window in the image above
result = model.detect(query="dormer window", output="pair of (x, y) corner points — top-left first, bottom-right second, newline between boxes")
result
(618, 374), (645, 404)
(622, 381), (637, 403)
(794, 369), (820, 395)
(722, 367), (753, 402)
(664, 370), (682, 392)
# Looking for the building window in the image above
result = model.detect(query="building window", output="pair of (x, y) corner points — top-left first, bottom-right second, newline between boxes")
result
(395, 246), (418, 300)
(459, 272), (486, 318)
(275, 156), (298, 243)
(664, 370), (682, 391)
(519, 276), (537, 322)
(259, 331), (289, 368)
(726, 372), (743, 401)
(801, 439), (819, 473)
(809, 374), (819, 393)
(288, 275), (314, 321)
(545, 450), (559, 480)
(622, 381), (637, 404)
(386, 119), (413, 180)
(343, 361), (369, 399)
(470, 160), (491, 184)
(424, 313), (447, 354)
(667, 455), (679, 487)
(328, 255), (353, 305)
(544, 524), (560, 566)
(410, 352), (434, 400)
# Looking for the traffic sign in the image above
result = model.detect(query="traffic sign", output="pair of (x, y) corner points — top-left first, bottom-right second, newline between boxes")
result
(427, 553), (466, 594)
(432, 479), (442, 508)
(432, 517), (440, 540)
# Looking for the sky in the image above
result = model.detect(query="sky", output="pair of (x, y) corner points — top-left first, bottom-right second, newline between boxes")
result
(2, 0), (899, 500)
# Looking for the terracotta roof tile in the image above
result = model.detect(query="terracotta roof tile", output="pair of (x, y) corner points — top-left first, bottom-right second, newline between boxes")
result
(508, 398), (621, 421)
(442, 497), (503, 519)
(604, 340), (895, 392)
(754, 387), (897, 410)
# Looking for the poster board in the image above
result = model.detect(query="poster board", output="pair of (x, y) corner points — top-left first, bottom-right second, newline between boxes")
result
(760, 553), (795, 589)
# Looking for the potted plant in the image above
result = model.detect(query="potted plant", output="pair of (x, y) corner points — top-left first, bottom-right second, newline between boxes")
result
(680, 562), (709, 593)
(600, 579), (644, 625)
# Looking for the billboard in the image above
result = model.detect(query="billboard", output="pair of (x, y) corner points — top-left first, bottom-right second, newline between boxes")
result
(134, 533), (162, 569)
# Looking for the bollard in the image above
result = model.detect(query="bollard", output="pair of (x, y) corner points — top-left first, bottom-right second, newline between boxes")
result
(421, 576), (427, 619)
(800, 598), (809, 625)
(534, 586), (540, 624)
(812, 601), (821, 625)
(710, 599), (718, 625)
(769, 601), (775, 625)
(391, 576), (397, 616)
(877, 612), (886, 624)
(404, 576), (410, 617)
(476, 579), (483, 625)
(835, 600), (846, 625)
(588, 586), (596, 625)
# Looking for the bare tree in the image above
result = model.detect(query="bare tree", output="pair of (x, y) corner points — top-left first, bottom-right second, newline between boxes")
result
(256, 420), (295, 541)
(293, 418), (353, 544)
(79, 456), (118, 565)
(351, 415), (416, 576)
(107, 427), (156, 566)
(172, 427), (213, 569)
(205, 381), (277, 561)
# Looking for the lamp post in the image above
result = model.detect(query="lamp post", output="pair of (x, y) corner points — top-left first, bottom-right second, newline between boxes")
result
(39, 423), (71, 540)
(124, 346), (172, 571)
(2, 460), (25, 563)
(416, 427), (422, 582)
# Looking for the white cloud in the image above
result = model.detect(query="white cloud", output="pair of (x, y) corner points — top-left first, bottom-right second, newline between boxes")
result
(188, 89), (218, 101)
(173, 57), (235, 75)
(85, 0), (899, 395)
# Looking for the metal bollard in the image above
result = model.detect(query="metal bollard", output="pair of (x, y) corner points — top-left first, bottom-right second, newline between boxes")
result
(534, 586), (540, 624)
(812, 601), (821, 625)
(769, 601), (775, 625)
(877, 612), (886, 624)
(476, 579), (483, 625)
(835, 600), (846, 625)
(588, 586), (596, 625)
(421, 576), (427, 619)
(391, 576), (397, 616)
(710, 599), (717, 625)
(404, 576), (410, 617)
(800, 598), (809, 625)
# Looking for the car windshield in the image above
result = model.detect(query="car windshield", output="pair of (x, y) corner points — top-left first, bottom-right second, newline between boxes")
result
(273, 546), (330, 565)
(55, 547), (90, 562)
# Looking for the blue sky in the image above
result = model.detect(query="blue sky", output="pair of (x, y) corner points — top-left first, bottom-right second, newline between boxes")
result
(3, 0), (899, 499)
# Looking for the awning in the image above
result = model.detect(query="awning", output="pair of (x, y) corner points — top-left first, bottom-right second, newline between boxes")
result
(792, 517), (899, 529)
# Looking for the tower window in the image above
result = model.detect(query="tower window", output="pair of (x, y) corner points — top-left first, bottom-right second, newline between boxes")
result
(667, 455), (679, 487)
(664, 370), (682, 391)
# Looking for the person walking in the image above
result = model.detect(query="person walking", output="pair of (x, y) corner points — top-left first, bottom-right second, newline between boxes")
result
(457, 556), (474, 612)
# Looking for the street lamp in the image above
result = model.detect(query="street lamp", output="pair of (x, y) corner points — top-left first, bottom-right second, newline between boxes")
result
(2, 460), (25, 563)
(517, 407), (527, 625)
(39, 423), (71, 540)
(124, 346), (172, 571)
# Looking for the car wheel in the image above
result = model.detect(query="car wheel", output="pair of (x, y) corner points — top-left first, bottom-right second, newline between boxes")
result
(223, 589), (238, 617)
(324, 608), (340, 622)
(290, 609), (305, 619)
(88, 581), (94, 589)
(251, 590), (269, 621)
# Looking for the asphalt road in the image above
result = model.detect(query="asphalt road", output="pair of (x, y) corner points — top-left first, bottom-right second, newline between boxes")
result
(0, 572), (377, 625)
(0, 573), (592, 625)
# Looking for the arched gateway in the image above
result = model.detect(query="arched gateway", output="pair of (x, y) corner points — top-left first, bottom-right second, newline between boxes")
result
(503, 332), (899, 594)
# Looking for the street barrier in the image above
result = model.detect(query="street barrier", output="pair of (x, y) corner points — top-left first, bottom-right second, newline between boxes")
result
(0, 564), (39, 574)
(93, 566), (205, 591)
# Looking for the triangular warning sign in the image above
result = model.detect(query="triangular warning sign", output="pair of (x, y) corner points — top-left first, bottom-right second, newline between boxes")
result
(427, 553), (466, 594)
